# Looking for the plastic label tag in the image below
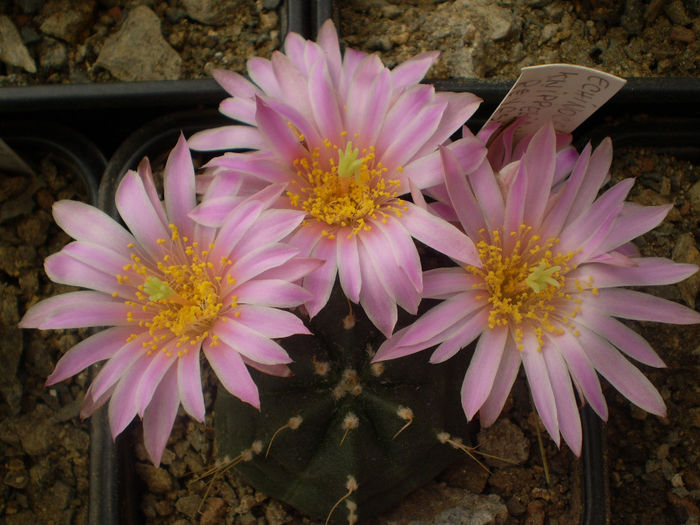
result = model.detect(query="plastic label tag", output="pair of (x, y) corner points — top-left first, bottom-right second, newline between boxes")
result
(483, 64), (626, 138)
(0, 139), (35, 175)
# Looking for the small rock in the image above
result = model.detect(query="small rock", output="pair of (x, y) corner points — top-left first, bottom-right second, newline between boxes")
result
(525, 499), (546, 525)
(433, 493), (509, 525)
(20, 26), (42, 45)
(183, 0), (242, 25)
(657, 443), (670, 460)
(3, 458), (28, 489)
(670, 25), (696, 43)
(665, 0), (692, 25)
(490, 16), (513, 41)
(135, 463), (173, 494)
(175, 494), (201, 517)
(262, 0), (281, 9)
(366, 35), (393, 51)
(39, 0), (96, 44)
(478, 419), (530, 467)
(96, 5), (182, 81)
(0, 15), (37, 73)
(381, 4), (403, 18)
(621, 0), (644, 34)
(16, 404), (58, 456)
(645, 0), (667, 22)
(541, 23), (559, 42)
(165, 8), (187, 24)
(672, 233), (700, 308)
(38, 37), (67, 70)
(200, 497), (226, 525)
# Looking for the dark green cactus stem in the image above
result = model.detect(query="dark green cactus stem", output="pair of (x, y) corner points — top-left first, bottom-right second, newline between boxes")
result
(215, 285), (476, 523)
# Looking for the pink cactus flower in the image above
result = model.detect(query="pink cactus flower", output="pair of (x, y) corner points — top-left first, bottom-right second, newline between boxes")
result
(188, 20), (483, 336)
(373, 122), (700, 455)
(20, 135), (317, 464)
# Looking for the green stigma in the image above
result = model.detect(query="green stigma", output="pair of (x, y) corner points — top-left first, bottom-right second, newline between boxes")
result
(337, 141), (364, 182)
(144, 276), (175, 301)
(525, 262), (561, 293)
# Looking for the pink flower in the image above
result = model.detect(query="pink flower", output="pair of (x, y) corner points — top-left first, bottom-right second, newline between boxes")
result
(20, 135), (317, 464)
(188, 20), (483, 336)
(373, 122), (700, 455)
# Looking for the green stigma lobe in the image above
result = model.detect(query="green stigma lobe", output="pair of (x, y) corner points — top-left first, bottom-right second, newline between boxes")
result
(337, 141), (364, 182)
(144, 276), (175, 301)
(525, 262), (561, 293)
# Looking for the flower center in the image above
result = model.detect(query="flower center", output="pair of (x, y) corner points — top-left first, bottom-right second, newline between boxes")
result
(286, 136), (405, 238)
(467, 225), (579, 349)
(120, 224), (231, 356)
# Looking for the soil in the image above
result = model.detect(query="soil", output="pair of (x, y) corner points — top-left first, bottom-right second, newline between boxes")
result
(1, 0), (699, 524)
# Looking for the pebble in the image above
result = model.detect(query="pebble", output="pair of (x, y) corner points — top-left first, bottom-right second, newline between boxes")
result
(0, 15), (37, 73)
(182, 0), (240, 25)
(665, 0), (693, 25)
(432, 493), (508, 525)
(541, 23), (558, 42)
(175, 494), (201, 517)
(37, 37), (68, 70)
(135, 463), (173, 494)
(381, 4), (403, 18)
(39, 0), (96, 44)
(96, 5), (182, 81)
(477, 419), (530, 467)
(670, 25), (696, 43)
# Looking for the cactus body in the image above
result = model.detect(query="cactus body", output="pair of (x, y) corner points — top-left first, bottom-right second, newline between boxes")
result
(215, 286), (474, 522)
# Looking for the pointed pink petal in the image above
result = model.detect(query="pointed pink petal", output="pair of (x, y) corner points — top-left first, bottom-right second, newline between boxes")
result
(502, 163), (527, 248)
(248, 56), (281, 97)
(44, 252), (122, 296)
(551, 332), (608, 420)
(308, 59), (343, 140)
(542, 344), (582, 456)
(566, 137), (612, 223)
(177, 347), (205, 422)
(235, 305), (310, 338)
(255, 97), (308, 163)
(242, 356), (292, 377)
(521, 334), (560, 447)
(590, 288), (700, 324)
(461, 325), (507, 419)
(163, 134), (196, 238)
(467, 157), (504, 233)
(423, 267), (480, 299)
(391, 51), (439, 89)
(187, 125), (264, 151)
(233, 279), (312, 308)
(204, 154), (291, 183)
(303, 235), (338, 317)
(232, 209), (305, 256)
(213, 69), (260, 98)
(189, 196), (241, 227)
(575, 310), (664, 367)
(522, 123), (556, 228)
(256, 257), (322, 282)
(577, 326), (666, 416)
(337, 233), (361, 303)
(219, 96), (257, 123)
(20, 291), (131, 329)
(379, 101), (446, 168)
(596, 203), (672, 254)
(142, 364), (180, 465)
(270, 52), (313, 119)
(401, 203), (480, 266)
(211, 317), (292, 365)
(135, 348), (178, 417)
(441, 146), (486, 239)
(418, 91), (481, 158)
(116, 171), (171, 259)
(317, 20), (342, 85)
(203, 341), (260, 409)
(89, 333), (148, 400)
(230, 244), (299, 286)
(571, 258), (698, 289)
(108, 353), (150, 437)
(478, 339), (521, 427)
(53, 200), (135, 250)
(46, 327), (134, 385)
(136, 158), (169, 228)
(429, 307), (489, 363)
(358, 239), (397, 337)
(374, 216), (422, 292)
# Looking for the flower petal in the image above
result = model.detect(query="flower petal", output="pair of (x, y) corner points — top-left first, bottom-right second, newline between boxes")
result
(46, 327), (134, 385)
(53, 200), (135, 250)
(20, 291), (132, 330)
(337, 232), (361, 303)
(478, 339), (521, 427)
(203, 341), (260, 409)
(461, 325), (507, 419)
(589, 288), (700, 324)
(233, 279), (312, 308)
(187, 125), (264, 151)
(163, 133), (196, 238)
(235, 305), (310, 338)
(142, 364), (180, 465)
(178, 346), (205, 422)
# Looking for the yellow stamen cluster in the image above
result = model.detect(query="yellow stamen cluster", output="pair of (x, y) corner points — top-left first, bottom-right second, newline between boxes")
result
(122, 224), (232, 357)
(466, 225), (584, 350)
(286, 134), (406, 238)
